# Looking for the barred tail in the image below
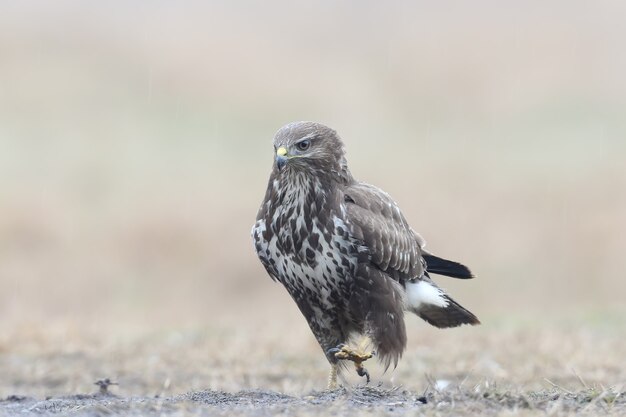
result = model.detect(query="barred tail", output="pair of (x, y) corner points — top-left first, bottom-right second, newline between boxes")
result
(416, 295), (480, 328)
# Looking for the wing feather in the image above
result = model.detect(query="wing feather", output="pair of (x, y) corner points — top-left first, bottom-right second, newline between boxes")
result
(342, 183), (423, 279)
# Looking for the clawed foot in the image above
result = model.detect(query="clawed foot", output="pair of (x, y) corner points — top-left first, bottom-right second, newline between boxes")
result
(327, 344), (374, 384)
(330, 344), (374, 363)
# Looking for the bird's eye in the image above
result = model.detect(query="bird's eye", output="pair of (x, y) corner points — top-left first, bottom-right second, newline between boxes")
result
(296, 140), (311, 151)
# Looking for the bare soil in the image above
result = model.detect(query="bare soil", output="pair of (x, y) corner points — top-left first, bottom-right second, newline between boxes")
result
(2, 385), (624, 417)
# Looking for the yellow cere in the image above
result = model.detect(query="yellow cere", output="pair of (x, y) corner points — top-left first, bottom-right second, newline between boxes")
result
(276, 147), (288, 157)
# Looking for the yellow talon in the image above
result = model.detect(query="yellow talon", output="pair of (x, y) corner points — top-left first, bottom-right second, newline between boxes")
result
(332, 345), (374, 384)
(333, 345), (373, 363)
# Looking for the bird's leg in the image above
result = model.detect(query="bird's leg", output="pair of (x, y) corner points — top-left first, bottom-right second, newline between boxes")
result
(327, 364), (338, 390)
(327, 344), (374, 384)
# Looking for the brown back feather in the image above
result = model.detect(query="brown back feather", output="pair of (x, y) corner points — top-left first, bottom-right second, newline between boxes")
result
(343, 183), (423, 280)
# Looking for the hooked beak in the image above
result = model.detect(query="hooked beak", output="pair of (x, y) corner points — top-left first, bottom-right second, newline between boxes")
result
(276, 147), (288, 171)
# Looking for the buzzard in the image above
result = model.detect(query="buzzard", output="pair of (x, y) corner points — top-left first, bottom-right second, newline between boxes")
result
(252, 122), (479, 388)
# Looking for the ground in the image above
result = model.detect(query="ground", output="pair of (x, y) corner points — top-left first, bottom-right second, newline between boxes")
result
(1, 320), (624, 417)
(3, 386), (624, 417)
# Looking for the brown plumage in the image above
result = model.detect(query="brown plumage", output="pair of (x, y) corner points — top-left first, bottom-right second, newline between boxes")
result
(251, 121), (479, 386)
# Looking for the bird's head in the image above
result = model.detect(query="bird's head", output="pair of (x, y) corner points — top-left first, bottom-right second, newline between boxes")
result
(271, 121), (348, 177)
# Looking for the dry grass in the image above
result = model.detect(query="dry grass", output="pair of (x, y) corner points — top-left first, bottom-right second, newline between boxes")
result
(1, 320), (624, 416)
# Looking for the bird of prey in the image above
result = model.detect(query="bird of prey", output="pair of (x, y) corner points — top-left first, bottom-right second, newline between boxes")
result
(252, 122), (479, 389)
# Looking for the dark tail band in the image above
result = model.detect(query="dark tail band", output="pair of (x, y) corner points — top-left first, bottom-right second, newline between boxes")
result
(423, 254), (474, 279)
(415, 295), (480, 328)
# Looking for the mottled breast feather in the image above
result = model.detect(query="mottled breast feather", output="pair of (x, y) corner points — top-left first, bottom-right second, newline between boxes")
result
(342, 182), (423, 279)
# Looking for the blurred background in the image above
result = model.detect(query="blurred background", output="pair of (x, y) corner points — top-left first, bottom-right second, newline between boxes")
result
(1, 0), (625, 362)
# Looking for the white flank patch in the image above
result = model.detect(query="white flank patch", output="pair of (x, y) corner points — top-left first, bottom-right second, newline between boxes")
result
(406, 280), (448, 310)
